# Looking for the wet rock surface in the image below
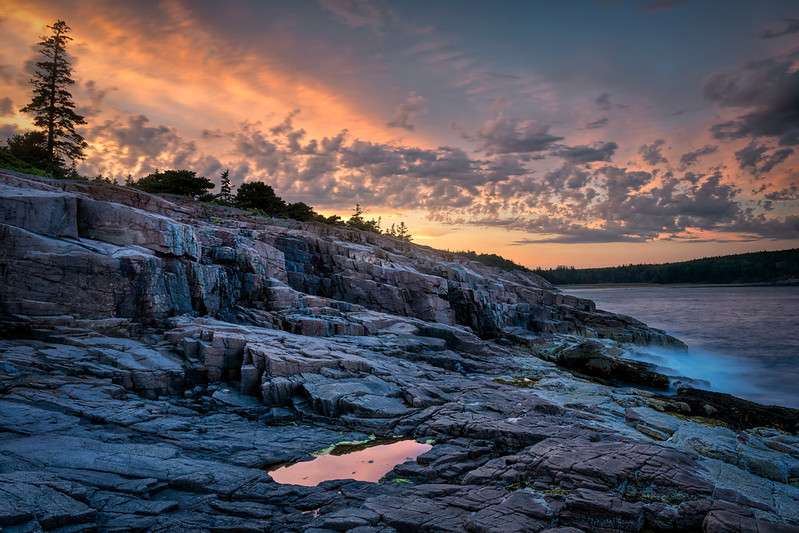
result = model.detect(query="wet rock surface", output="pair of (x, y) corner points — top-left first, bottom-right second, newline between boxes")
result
(1, 171), (798, 532)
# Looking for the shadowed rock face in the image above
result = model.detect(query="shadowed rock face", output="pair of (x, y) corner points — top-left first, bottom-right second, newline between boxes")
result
(1, 170), (798, 532)
(0, 170), (684, 346)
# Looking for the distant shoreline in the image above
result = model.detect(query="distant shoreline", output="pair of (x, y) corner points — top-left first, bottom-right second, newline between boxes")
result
(557, 282), (791, 290)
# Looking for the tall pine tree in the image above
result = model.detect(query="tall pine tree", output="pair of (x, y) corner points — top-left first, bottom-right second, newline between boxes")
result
(20, 20), (87, 175)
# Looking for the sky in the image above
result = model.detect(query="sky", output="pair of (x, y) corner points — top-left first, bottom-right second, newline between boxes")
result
(1, 0), (798, 268)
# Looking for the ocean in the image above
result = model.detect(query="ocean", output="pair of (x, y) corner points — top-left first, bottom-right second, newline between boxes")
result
(563, 285), (799, 409)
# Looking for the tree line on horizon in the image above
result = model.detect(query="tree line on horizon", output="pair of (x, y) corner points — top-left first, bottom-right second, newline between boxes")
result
(533, 248), (799, 285)
(0, 19), (412, 242)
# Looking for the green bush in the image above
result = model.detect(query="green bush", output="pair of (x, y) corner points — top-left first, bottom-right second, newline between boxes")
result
(131, 169), (215, 198)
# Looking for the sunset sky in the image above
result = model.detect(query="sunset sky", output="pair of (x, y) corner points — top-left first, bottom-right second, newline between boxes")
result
(1, 0), (798, 267)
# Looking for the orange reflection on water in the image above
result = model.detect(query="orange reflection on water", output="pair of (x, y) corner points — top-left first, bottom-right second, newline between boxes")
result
(268, 440), (432, 486)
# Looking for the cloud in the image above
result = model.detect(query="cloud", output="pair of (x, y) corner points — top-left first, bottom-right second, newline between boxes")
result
(82, 114), (220, 179)
(765, 183), (799, 201)
(758, 18), (799, 39)
(735, 143), (794, 175)
(585, 117), (609, 129)
(449, 162), (786, 244)
(387, 92), (426, 131)
(512, 226), (649, 244)
(73, 109), (798, 245)
(705, 54), (799, 146)
(554, 141), (618, 163)
(595, 93), (612, 111)
(317, 0), (390, 30)
(75, 80), (109, 118)
(679, 145), (718, 168)
(726, 214), (799, 240)
(0, 96), (13, 117)
(0, 124), (22, 140)
(595, 92), (627, 111)
(639, 139), (668, 165)
(477, 114), (564, 154)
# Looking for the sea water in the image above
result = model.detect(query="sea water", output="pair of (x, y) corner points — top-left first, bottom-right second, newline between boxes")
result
(563, 285), (799, 409)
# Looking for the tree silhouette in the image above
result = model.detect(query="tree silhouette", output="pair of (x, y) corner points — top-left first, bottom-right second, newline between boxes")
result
(4, 131), (50, 170)
(20, 20), (87, 174)
(395, 221), (412, 242)
(216, 169), (235, 205)
(235, 181), (287, 216)
(346, 204), (382, 233)
(131, 169), (215, 198)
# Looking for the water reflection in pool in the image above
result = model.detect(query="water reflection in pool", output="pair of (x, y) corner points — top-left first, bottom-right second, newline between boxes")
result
(268, 439), (432, 486)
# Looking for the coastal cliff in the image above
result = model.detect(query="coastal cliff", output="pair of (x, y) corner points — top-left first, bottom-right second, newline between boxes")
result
(1, 170), (798, 532)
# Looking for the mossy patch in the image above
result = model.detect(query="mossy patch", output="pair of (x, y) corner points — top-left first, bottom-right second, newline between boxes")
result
(493, 375), (541, 388)
(671, 412), (730, 429)
(311, 435), (376, 456)
(504, 481), (574, 497)
(615, 485), (693, 505)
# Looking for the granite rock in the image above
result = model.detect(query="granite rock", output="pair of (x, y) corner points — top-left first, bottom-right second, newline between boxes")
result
(1, 171), (798, 532)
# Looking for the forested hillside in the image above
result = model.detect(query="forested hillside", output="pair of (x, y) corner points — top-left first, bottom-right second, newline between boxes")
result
(534, 248), (799, 285)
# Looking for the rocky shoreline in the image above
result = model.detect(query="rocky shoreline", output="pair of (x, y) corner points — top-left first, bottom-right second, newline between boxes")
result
(1, 170), (798, 532)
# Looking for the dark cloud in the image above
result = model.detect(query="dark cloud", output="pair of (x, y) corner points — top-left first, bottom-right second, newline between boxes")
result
(543, 164), (591, 191)
(477, 114), (563, 154)
(0, 64), (14, 84)
(639, 139), (668, 165)
(726, 214), (799, 240)
(595, 93), (612, 111)
(734, 143), (794, 174)
(387, 92), (425, 131)
(759, 148), (793, 174)
(765, 183), (799, 201)
(734, 143), (768, 170)
(512, 226), (648, 244)
(758, 18), (799, 39)
(705, 55), (799, 146)
(75, 80), (109, 118)
(585, 117), (609, 129)
(679, 145), (718, 168)
(0, 96), (13, 117)
(0, 123), (22, 141)
(594, 92), (627, 111)
(554, 141), (618, 163)
(269, 109), (301, 136)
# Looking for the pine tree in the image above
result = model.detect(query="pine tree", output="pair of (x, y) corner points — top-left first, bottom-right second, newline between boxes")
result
(20, 20), (87, 174)
(396, 221), (412, 241)
(216, 169), (235, 204)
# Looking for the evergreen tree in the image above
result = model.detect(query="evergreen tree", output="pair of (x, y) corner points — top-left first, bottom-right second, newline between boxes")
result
(216, 169), (235, 205)
(4, 131), (50, 170)
(235, 181), (287, 216)
(346, 204), (382, 233)
(395, 221), (412, 242)
(20, 20), (87, 175)
(131, 169), (215, 198)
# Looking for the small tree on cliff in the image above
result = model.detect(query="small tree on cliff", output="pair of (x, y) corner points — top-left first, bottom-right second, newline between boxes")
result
(215, 169), (235, 205)
(235, 181), (287, 216)
(20, 20), (87, 175)
(346, 204), (382, 233)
